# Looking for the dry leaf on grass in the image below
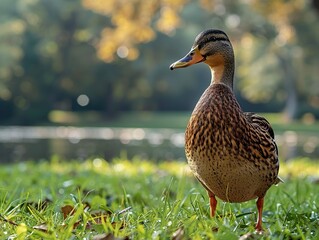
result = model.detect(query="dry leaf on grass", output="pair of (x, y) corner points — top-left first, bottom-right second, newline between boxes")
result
(92, 233), (129, 240)
(61, 205), (76, 219)
(172, 227), (184, 240)
(33, 223), (49, 232)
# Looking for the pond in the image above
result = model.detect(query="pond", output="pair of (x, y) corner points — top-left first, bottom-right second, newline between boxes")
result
(0, 126), (318, 163)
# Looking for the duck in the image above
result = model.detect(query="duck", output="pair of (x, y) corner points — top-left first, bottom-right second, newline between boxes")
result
(169, 29), (282, 232)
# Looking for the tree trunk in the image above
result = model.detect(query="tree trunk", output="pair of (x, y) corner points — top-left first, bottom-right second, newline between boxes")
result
(277, 52), (298, 121)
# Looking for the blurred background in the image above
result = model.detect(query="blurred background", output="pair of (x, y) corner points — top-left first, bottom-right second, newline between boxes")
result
(0, 0), (319, 163)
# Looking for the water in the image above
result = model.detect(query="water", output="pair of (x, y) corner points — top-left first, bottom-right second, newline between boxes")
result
(0, 127), (185, 163)
(0, 126), (318, 163)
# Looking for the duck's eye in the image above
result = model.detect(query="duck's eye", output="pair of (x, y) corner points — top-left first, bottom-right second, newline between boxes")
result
(190, 51), (195, 56)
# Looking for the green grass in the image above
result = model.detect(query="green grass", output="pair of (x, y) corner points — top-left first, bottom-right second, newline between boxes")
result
(48, 110), (319, 132)
(0, 157), (319, 239)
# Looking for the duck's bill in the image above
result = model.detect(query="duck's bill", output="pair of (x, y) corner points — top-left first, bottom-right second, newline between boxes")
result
(169, 46), (205, 70)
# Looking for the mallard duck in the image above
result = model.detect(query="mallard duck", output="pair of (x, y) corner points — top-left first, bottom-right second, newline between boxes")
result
(170, 29), (281, 231)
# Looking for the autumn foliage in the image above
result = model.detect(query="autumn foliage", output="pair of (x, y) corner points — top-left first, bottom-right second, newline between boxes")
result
(82, 0), (186, 62)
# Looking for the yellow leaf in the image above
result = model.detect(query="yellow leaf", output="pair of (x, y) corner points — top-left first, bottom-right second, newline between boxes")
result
(16, 223), (27, 239)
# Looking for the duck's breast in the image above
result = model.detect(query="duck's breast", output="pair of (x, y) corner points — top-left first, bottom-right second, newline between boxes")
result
(185, 84), (278, 202)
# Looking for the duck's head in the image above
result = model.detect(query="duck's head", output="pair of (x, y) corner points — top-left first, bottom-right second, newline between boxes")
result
(170, 29), (235, 87)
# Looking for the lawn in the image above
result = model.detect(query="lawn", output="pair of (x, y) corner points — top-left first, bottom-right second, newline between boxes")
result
(0, 157), (318, 239)
(48, 110), (319, 133)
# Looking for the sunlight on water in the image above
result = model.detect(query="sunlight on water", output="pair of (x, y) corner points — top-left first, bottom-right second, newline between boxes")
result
(0, 126), (318, 162)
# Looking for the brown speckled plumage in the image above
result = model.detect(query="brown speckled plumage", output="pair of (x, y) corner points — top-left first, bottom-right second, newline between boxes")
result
(170, 29), (281, 231)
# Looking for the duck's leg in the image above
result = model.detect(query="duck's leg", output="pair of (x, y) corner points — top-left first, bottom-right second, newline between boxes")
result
(208, 192), (217, 217)
(255, 197), (264, 232)
(196, 176), (218, 217)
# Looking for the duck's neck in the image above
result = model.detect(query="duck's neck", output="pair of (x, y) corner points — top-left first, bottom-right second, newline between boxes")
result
(208, 53), (234, 90)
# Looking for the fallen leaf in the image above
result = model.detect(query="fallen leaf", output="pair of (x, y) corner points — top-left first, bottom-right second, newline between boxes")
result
(92, 233), (129, 240)
(61, 205), (75, 219)
(73, 220), (81, 229)
(172, 227), (184, 240)
(33, 223), (48, 232)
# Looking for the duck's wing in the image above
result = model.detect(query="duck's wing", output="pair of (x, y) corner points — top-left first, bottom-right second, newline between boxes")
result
(244, 112), (283, 184)
(244, 112), (275, 139)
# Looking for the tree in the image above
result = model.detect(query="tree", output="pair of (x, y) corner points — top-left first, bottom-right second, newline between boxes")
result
(82, 0), (187, 62)
(245, 0), (319, 120)
(0, 0), (109, 123)
(0, 0), (318, 124)
(0, 0), (26, 120)
(82, 0), (319, 120)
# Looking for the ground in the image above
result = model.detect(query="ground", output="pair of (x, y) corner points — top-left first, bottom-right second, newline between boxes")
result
(0, 157), (318, 239)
